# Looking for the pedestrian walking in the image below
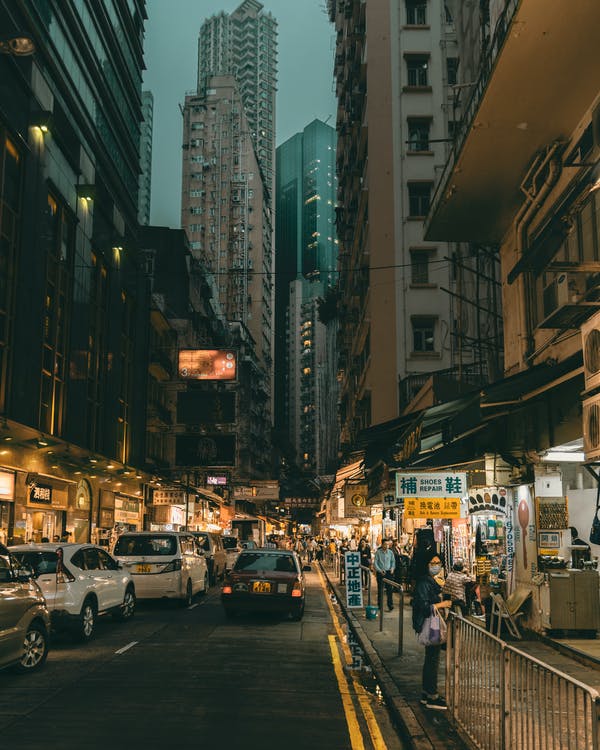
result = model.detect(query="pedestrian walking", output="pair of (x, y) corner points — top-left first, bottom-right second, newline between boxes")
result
(412, 553), (452, 710)
(373, 539), (395, 611)
(358, 538), (371, 588)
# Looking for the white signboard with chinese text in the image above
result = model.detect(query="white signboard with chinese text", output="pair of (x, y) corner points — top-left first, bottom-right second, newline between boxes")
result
(395, 472), (467, 499)
(344, 551), (364, 609)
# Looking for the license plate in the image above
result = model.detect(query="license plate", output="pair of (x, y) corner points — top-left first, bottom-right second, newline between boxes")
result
(252, 581), (271, 593)
(136, 564), (151, 573)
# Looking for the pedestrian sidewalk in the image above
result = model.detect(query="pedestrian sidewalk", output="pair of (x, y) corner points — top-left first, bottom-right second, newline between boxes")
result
(320, 562), (600, 750)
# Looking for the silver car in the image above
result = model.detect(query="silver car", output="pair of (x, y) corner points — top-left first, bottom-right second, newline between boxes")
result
(0, 543), (50, 672)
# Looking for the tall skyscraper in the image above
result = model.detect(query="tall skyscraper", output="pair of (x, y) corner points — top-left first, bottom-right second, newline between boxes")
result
(138, 90), (154, 225)
(181, 76), (274, 380)
(275, 120), (339, 475)
(197, 0), (277, 191)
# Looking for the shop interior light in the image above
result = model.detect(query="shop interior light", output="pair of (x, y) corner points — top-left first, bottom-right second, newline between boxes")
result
(37, 438), (48, 447)
(76, 184), (96, 202)
(31, 110), (52, 134)
(106, 463), (115, 469)
(541, 450), (585, 463)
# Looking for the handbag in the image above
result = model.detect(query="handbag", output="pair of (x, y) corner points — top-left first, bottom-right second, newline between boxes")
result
(590, 485), (600, 545)
(417, 605), (447, 646)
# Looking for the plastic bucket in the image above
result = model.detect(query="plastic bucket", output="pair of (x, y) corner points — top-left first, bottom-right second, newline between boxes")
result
(365, 605), (379, 620)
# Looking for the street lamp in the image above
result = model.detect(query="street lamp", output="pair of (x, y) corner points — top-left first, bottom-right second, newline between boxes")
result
(0, 35), (35, 57)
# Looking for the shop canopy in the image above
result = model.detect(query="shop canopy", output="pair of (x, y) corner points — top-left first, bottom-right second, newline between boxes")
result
(330, 455), (365, 496)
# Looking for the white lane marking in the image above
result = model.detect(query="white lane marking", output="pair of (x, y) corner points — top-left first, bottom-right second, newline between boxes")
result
(115, 641), (138, 655)
(188, 603), (200, 610)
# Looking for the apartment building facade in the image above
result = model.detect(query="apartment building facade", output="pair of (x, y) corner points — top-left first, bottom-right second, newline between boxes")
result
(329, 0), (496, 452)
(197, 0), (277, 193)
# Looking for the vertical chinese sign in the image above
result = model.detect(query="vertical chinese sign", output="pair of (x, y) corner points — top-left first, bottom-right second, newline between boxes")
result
(344, 550), (363, 609)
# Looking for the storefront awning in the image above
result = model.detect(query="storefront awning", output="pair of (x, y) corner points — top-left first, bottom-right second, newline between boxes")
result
(481, 352), (582, 408)
(331, 456), (364, 494)
(196, 487), (226, 506)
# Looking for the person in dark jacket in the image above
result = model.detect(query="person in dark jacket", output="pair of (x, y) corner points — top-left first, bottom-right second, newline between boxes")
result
(358, 538), (371, 588)
(412, 553), (451, 710)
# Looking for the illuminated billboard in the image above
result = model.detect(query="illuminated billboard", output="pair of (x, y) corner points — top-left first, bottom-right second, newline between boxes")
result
(178, 349), (237, 381)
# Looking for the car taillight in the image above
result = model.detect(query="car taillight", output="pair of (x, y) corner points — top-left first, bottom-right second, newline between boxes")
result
(222, 585), (232, 594)
(56, 566), (75, 584)
(291, 580), (302, 597)
(161, 559), (182, 573)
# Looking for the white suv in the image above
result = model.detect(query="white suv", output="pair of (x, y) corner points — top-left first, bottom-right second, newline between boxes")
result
(112, 532), (208, 605)
(10, 543), (136, 642)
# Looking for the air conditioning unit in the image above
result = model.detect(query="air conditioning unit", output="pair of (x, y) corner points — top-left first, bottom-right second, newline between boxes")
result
(582, 309), (600, 393)
(543, 273), (584, 319)
(583, 392), (600, 461)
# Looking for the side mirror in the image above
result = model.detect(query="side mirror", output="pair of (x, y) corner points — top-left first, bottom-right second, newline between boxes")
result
(302, 565), (312, 572)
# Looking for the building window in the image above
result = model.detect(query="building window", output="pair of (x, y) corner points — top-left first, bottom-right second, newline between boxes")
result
(406, 55), (429, 87)
(412, 317), (436, 352)
(408, 182), (433, 217)
(0, 133), (21, 412)
(407, 119), (431, 152)
(447, 57), (459, 85)
(411, 251), (430, 284)
(40, 194), (75, 435)
(406, 0), (427, 25)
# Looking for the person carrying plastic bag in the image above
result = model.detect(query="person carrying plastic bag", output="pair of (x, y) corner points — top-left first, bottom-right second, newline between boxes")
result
(412, 553), (452, 710)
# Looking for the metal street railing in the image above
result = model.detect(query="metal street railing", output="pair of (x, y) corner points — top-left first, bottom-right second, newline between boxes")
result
(446, 614), (600, 750)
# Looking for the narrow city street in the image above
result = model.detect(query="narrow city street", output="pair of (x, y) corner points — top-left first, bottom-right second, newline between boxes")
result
(0, 570), (405, 750)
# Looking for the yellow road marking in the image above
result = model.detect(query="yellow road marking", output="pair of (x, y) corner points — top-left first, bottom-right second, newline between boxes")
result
(318, 565), (389, 750)
(329, 634), (366, 750)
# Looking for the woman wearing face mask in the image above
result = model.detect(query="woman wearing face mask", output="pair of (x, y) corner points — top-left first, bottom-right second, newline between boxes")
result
(412, 553), (452, 710)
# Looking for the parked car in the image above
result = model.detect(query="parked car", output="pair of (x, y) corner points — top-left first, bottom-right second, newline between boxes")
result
(191, 531), (227, 585)
(222, 536), (242, 572)
(10, 543), (135, 642)
(0, 543), (50, 672)
(112, 531), (208, 606)
(221, 549), (309, 621)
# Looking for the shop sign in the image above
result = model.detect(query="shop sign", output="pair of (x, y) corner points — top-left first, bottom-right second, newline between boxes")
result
(29, 483), (52, 505)
(99, 508), (115, 528)
(206, 475), (228, 486)
(467, 487), (508, 514)
(395, 472), (467, 499)
(152, 488), (186, 505)
(0, 470), (14, 500)
(383, 494), (404, 508)
(284, 497), (320, 507)
(344, 483), (370, 518)
(392, 421), (422, 464)
(403, 497), (462, 519)
(505, 508), (514, 572)
(233, 486), (256, 499)
(344, 551), (363, 609)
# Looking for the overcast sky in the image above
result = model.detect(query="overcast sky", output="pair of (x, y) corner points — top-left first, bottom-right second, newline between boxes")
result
(143, 0), (337, 227)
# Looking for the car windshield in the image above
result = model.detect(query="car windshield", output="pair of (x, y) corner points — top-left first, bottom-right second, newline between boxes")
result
(114, 535), (177, 557)
(234, 553), (297, 573)
(222, 537), (239, 550)
(11, 551), (58, 576)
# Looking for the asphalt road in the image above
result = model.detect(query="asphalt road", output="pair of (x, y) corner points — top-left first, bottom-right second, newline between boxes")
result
(0, 568), (406, 750)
